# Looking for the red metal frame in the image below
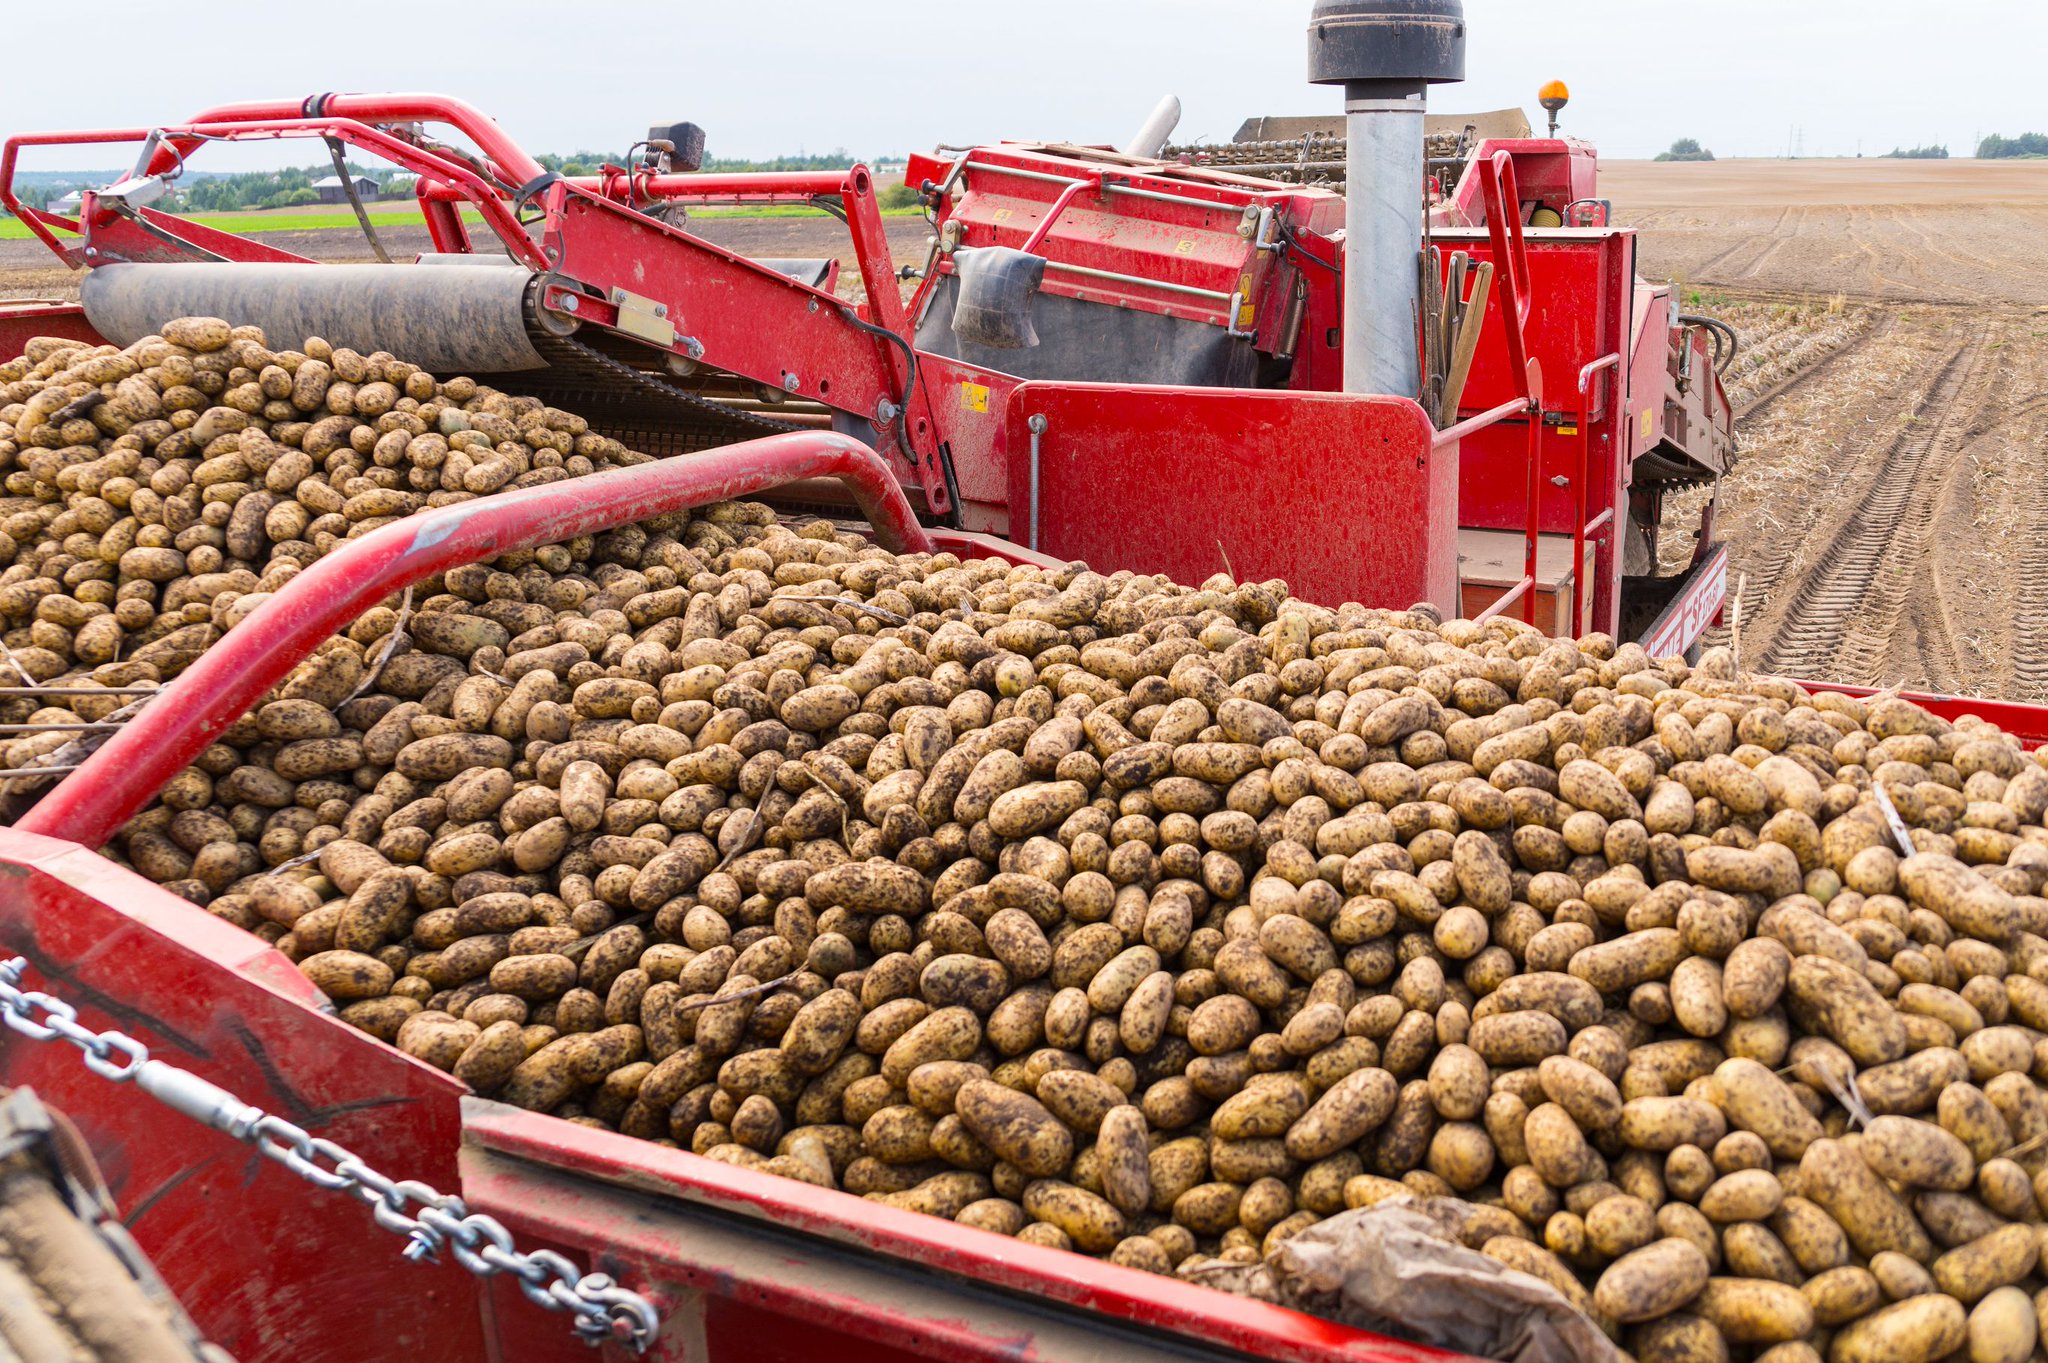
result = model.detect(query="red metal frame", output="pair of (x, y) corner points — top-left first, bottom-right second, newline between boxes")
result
(2, 98), (1669, 634)
(460, 1101), (1452, 1363)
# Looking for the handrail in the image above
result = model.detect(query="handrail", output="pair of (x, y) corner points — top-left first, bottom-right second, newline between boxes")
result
(16, 433), (929, 850)
(151, 93), (546, 187)
(1, 118), (544, 269)
(1477, 151), (1535, 399)
(1021, 175), (1100, 254)
(1432, 396), (1525, 451)
(1568, 352), (1623, 628)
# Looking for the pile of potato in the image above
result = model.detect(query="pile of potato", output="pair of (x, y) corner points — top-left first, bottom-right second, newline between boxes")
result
(10, 320), (2048, 1363)
(0, 317), (646, 762)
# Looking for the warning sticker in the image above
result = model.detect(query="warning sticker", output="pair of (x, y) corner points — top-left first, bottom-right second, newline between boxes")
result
(960, 381), (991, 413)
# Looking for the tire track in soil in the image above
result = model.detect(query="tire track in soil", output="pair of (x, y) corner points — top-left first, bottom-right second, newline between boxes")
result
(1748, 325), (1987, 681)
(1735, 312), (1893, 423)
(1890, 399), (2007, 695)
(1691, 206), (1792, 282)
(2013, 508), (2048, 701)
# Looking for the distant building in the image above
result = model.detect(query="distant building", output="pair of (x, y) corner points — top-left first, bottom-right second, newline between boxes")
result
(311, 174), (379, 205)
(49, 191), (82, 213)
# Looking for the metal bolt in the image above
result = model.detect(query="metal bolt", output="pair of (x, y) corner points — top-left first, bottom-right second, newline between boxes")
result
(560, 295), (579, 313)
(807, 298), (819, 314)
(782, 373), (800, 392)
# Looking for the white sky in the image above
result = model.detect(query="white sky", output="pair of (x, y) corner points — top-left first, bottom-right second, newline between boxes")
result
(3, 0), (2040, 171)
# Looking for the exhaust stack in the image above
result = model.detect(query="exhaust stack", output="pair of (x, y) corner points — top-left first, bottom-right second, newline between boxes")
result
(1308, 0), (1466, 400)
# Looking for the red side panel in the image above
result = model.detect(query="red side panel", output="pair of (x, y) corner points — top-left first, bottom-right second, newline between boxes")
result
(1793, 683), (2048, 750)
(0, 829), (479, 1363)
(1002, 383), (1453, 610)
(0, 301), (101, 359)
(459, 1101), (1458, 1363)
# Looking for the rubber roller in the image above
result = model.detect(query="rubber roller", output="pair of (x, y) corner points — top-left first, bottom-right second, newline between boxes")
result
(80, 262), (548, 373)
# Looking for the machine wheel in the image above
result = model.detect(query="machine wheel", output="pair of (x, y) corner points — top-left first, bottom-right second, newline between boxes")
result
(0, 1088), (232, 1363)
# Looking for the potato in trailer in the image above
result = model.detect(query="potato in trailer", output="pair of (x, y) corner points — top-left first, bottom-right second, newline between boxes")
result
(5, 2), (2046, 1360)
(0, 428), (1461, 1363)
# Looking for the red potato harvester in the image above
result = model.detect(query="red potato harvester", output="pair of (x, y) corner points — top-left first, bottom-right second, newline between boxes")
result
(1, 2), (2045, 1360)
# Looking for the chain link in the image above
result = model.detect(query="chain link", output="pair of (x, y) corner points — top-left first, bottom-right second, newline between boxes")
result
(0, 956), (659, 1351)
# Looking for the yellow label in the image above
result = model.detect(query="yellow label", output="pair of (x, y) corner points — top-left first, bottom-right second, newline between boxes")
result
(1640, 408), (1655, 441)
(960, 381), (990, 413)
(992, 208), (1012, 223)
(1174, 239), (1194, 255)
(1558, 425), (1578, 437)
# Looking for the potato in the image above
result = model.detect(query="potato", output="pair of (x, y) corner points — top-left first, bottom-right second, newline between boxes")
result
(1801, 1265), (1882, 1325)
(300, 949), (394, 1001)
(1932, 1225), (2040, 1303)
(1698, 1168), (1784, 1223)
(1860, 1114), (1975, 1191)
(1689, 1278), (1813, 1344)
(1631, 1314), (1729, 1363)
(1799, 1138), (1934, 1263)
(1284, 1067), (1397, 1160)
(1620, 1097), (1728, 1153)
(1714, 1057), (1824, 1159)
(1965, 1285), (2037, 1363)
(954, 1080), (1072, 1178)
(1829, 1294), (1967, 1363)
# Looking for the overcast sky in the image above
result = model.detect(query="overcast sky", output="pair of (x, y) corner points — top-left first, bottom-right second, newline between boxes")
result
(4, 1), (2041, 172)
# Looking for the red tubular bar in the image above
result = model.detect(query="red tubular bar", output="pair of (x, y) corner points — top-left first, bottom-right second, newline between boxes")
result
(17, 433), (929, 850)
(152, 94), (545, 186)
(1519, 358), (1545, 625)
(1020, 175), (1099, 254)
(1431, 396), (1524, 451)
(1477, 152), (1534, 400)
(1, 118), (542, 268)
(1571, 353), (1622, 628)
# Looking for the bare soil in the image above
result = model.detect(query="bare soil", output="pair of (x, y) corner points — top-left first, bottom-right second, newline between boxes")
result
(1608, 159), (2048, 305)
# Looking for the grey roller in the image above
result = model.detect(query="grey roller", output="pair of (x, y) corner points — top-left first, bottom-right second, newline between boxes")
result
(80, 262), (547, 373)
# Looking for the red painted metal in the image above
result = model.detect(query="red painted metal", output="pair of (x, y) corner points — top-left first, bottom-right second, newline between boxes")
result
(0, 831), (477, 1363)
(18, 433), (927, 851)
(153, 94), (546, 185)
(1639, 542), (1729, 660)
(1000, 382), (1452, 610)
(1476, 153), (1533, 398)
(1792, 682), (2048, 749)
(0, 301), (100, 358)
(1571, 352), (1622, 625)
(1431, 396), (1525, 451)
(458, 1103), (1455, 1363)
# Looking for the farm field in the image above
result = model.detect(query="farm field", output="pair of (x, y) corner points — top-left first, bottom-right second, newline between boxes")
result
(1608, 159), (2048, 699)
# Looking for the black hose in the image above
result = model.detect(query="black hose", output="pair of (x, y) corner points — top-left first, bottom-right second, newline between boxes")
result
(1678, 313), (1739, 374)
(837, 303), (962, 527)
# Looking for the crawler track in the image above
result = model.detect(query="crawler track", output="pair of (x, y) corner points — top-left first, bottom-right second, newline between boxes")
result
(1749, 330), (1985, 679)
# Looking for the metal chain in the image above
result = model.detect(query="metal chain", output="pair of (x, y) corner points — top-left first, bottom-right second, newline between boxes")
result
(0, 956), (659, 1352)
